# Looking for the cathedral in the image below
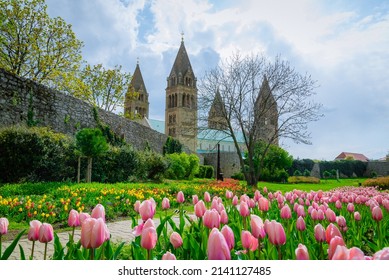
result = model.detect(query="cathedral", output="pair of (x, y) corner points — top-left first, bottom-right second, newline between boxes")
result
(124, 38), (278, 154)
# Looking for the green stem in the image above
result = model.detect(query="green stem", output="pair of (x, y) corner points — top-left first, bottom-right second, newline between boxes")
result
(377, 221), (382, 249)
(257, 238), (261, 260)
(0, 235), (2, 258)
(147, 249), (151, 260)
(90, 248), (95, 260)
(319, 242), (323, 260)
(30, 240), (35, 260)
(43, 242), (48, 260)
(71, 226), (75, 241)
(277, 245), (282, 260)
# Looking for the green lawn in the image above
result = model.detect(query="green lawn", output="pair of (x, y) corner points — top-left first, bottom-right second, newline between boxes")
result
(256, 178), (367, 193)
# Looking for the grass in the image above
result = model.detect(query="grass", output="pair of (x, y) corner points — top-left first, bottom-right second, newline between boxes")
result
(257, 178), (367, 193)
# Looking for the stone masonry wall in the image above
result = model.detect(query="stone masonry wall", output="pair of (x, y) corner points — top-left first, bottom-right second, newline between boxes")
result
(0, 68), (168, 152)
(366, 161), (389, 177)
(203, 152), (241, 178)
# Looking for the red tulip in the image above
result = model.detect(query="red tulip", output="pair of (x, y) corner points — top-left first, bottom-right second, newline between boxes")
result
(250, 214), (266, 239)
(81, 218), (109, 249)
(38, 223), (54, 243)
(177, 191), (185, 203)
(194, 200), (206, 218)
(295, 244), (309, 260)
(91, 204), (105, 221)
(203, 209), (220, 229)
(162, 197), (170, 210)
(314, 224), (326, 242)
(372, 206), (383, 221)
(162, 251), (176, 260)
(280, 204), (292, 219)
(207, 228), (231, 260)
(264, 220), (286, 246)
(28, 220), (42, 241)
(68, 209), (80, 227)
(170, 231), (183, 248)
(221, 225), (235, 250)
(0, 217), (9, 235)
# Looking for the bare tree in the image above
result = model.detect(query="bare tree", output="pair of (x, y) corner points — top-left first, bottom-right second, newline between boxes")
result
(198, 52), (323, 186)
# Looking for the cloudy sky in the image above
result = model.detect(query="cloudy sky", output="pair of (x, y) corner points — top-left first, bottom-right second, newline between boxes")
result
(46, 0), (389, 161)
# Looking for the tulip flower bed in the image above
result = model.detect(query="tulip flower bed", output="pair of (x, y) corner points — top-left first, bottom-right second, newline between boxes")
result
(0, 179), (389, 260)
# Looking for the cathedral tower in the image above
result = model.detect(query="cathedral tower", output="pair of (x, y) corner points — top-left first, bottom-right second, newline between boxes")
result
(165, 37), (197, 151)
(124, 61), (149, 119)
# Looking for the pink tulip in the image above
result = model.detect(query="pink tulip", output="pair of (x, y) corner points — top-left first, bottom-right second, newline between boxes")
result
(204, 191), (211, 203)
(81, 218), (109, 249)
(162, 251), (176, 260)
(0, 217), (9, 235)
(354, 211), (361, 221)
(373, 247), (389, 260)
(328, 236), (345, 259)
(250, 214), (266, 239)
(264, 220), (286, 246)
(91, 204), (105, 221)
(141, 224), (157, 250)
(254, 190), (261, 201)
(331, 245), (349, 260)
(280, 204), (292, 219)
(226, 190), (233, 200)
(203, 209), (220, 229)
(28, 220), (42, 241)
(134, 200), (141, 213)
(258, 197), (269, 211)
(220, 210), (228, 224)
(192, 195), (199, 205)
(139, 199), (156, 221)
(325, 208), (337, 223)
(325, 223), (342, 244)
(311, 209), (318, 220)
(170, 232), (183, 248)
(296, 216), (306, 231)
(177, 191), (185, 203)
(314, 224), (326, 242)
(194, 200), (206, 218)
(336, 215), (346, 228)
(79, 212), (91, 225)
(207, 228), (231, 260)
(348, 247), (365, 260)
(263, 187), (268, 193)
(239, 201), (250, 217)
(335, 200), (342, 209)
(317, 209), (325, 221)
(241, 230), (258, 251)
(372, 206), (383, 221)
(296, 205), (306, 217)
(347, 203), (355, 213)
(38, 223), (54, 243)
(295, 244), (309, 260)
(162, 197), (170, 210)
(383, 199), (389, 212)
(232, 195), (238, 206)
(221, 225), (235, 250)
(68, 209), (80, 227)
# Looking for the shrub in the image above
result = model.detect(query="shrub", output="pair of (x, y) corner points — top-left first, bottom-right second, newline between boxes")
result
(362, 176), (389, 190)
(0, 125), (76, 183)
(196, 165), (214, 179)
(137, 150), (167, 182)
(165, 153), (199, 180)
(294, 170), (302, 176)
(163, 136), (182, 155)
(288, 176), (320, 184)
(303, 169), (311, 177)
(231, 172), (245, 181)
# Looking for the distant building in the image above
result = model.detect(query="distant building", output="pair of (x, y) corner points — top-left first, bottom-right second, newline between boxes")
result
(335, 152), (369, 162)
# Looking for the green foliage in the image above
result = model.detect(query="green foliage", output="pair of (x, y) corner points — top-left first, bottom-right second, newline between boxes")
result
(196, 165), (214, 179)
(91, 144), (139, 183)
(303, 169), (311, 177)
(293, 170), (302, 176)
(319, 160), (367, 178)
(92, 107), (126, 147)
(0, 0), (83, 86)
(75, 128), (109, 158)
(0, 125), (76, 183)
(244, 141), (293, 182)
(231, 172), (245, 180)
(137, 150), (168, 182)
(165, 153), (200, 180)
(163, 136), (183, 155)
(288, 159), (315, 176)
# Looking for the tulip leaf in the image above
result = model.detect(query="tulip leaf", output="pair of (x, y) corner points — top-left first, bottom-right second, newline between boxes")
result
(53, 233), (65, 260)
(1, 229), (26, 260)
(19, 244), (26, 260)
(112, 242), (125, 260)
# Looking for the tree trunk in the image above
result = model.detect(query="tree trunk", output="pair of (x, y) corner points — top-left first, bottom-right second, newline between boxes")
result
(87, 157), (92, 183)
(77, 156), (81, 183)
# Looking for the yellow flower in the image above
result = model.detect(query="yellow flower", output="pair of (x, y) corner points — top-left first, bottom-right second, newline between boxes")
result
(19, 207), (23, 212)
(38, 205), (42, 209)
(34, 211), (37, 215)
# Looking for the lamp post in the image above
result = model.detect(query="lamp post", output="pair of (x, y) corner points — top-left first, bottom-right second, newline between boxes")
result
(217, 143), (223, 181)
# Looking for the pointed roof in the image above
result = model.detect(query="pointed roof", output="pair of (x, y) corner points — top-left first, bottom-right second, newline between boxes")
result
(169, 39), (194, 79)
(211, 90), (225, 113)
(129, 62), (147, 93)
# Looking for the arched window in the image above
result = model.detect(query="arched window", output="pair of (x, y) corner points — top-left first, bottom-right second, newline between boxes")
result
(175, 93), (178, 107)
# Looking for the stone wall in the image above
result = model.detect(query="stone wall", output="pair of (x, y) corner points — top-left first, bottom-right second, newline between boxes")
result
(202, 152), (241, 178)
(0, 68), (168, 152)
(366, 161), (389, 177)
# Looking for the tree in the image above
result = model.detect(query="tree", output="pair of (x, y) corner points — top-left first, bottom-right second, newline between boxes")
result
(0, 0), (83, 86)
(199, 52), (323, 186)
(163, 136), (183, 155)
(75, 128), (109, 183)
(72, 63), (132, 112)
